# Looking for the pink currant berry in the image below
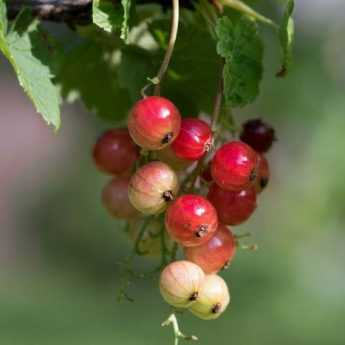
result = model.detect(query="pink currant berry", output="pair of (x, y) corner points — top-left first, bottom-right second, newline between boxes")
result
(189, 274), (230, 320)
(184, 224), (236, 274)
(102, 177), (138, 219)
(207, 183), (257, 225)
(93, 128), (138, 175)
(128, 96), (181, 150)
(240, 118), (276, 153)
(171, 118), (212, 161)
(128, 161), (179, 215)
(211, 141), (258, 191)
(255, 155), (270, 193)
(159, 260), (205, 308)
(165, 194), (218, 247)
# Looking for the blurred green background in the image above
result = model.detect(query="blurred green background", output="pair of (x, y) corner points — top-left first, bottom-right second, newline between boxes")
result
(1, 1), (345, 344)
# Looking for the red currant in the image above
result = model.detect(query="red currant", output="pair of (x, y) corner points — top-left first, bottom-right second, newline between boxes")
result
(207, 183), (257, 225)
(93, 128), (138, 175)
(184, 224), (236, 274)
(211, 141), (258, 191)
(156, 146), (193, 171)
(189, 274), (230, 320)
(128, 96), (181, 150)
(240, 118), (276, 153)
(255, 155), (270, 193)
(160, 260), (205, 308)
(102, 177), (139, 219)
(128, 161), (179, 215)
(165, 194), (218, 247)
(171, 118), (212, 161)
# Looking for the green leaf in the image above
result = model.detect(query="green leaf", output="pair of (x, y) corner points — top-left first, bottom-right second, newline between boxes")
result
(149, 13), (219, 114)
(57, 42), (131, 122)
(119, 45), (159, 101)
(277, 0), (295, 77)
(0, 0), (7, 35)
(121, 0), (131, 41)
(216, 16), (263, 107)
(92, 0), (122, 33)
(0, 3), (61, 129)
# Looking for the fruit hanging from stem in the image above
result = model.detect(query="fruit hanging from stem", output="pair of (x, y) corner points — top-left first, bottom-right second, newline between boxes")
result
(128, 161), (179, 215)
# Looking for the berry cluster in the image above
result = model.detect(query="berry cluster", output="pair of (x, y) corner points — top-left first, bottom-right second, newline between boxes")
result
(93, 96), (275, 320)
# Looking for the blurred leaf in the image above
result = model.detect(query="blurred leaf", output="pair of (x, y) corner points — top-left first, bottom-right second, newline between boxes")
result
(57, 42), (131, 122)
(92, 0), (123, 33)
(0, 3), (61, 129)
(118, 45), (159, 101)
(277, 0), (295, 77)
(0, 0), (7, 34)
(216, 16), (263, 107)
(150, 13), (219, 114)
(121, 0), (131, 41)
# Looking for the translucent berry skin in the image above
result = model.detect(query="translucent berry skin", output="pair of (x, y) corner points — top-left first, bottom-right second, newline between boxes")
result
(160, 260), (205, 308)
(207, 183), (257, 225)
(128, 161), (179, 215)
(102, 177), (138, 219)
(189, 274), (230, 320)
(165, 194), (218, 247)
(93, 128), (138, 175)
(184, 224), (236, 274)
(240, 118), (276, 153)
(211, 141), (258, 191)
(255, 155), (270, 193)
(171, 118), (212, 161)
(128, 96), (181, 150)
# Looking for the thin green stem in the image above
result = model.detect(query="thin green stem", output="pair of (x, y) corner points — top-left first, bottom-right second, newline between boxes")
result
(220, 0), (278, 29)
(162, 313), (198, 345)
(153, 0), (180, 95)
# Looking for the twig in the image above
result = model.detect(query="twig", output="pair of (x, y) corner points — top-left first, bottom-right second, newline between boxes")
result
(220, 0), (278, 28)
(153, 0), (180, 95)
(162, 313), (198, 345)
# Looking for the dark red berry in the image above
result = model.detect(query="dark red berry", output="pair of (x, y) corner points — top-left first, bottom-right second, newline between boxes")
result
(184, 224), (236, 274)
(255, 155), (270, 193)
(211, 141), (258, 191)
(240, 118), (275, 153)
(171, 118), (212, 161)
(165, 194), (218, 247)
(93, 128), (138, 175)
(102, 177), (138, 219)
(207, 183), (257, 225)
(128, 96), (181, 150)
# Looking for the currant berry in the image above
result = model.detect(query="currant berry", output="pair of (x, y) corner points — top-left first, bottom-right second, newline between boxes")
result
(128, 96), (181, 150)
(207, 183), (257, 225)
(165, 195), (218, 247)
(189, 274), (230, 320)
(159, 260), (205, 308)
(128, 161), (179, 215)
(171, 118), (212, 161)
(255, 155), (270, 193)
(211, 141), (258, 191)
(184, 224), (236, 274)
(240, 118), (276, 153)
(93, 128), (138, 175)
(128, 219), (173, 257)
(102, 177), (138, 219)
